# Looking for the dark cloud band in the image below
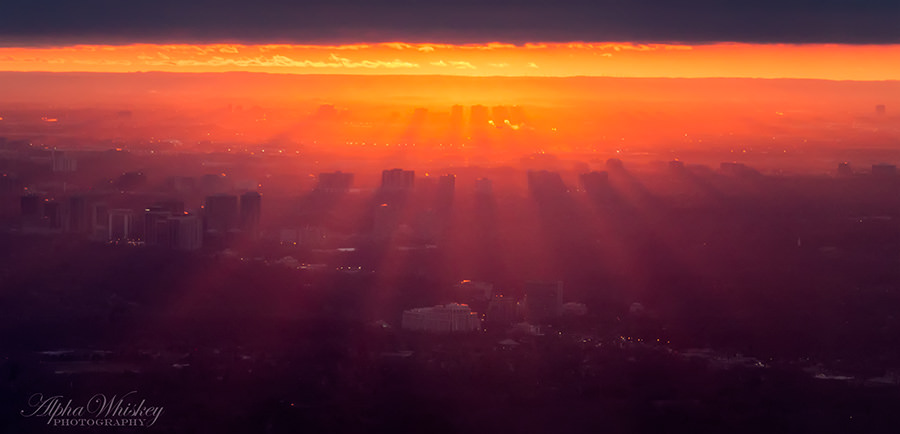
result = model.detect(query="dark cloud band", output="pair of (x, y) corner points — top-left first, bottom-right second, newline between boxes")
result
(1, 0), (898, 45)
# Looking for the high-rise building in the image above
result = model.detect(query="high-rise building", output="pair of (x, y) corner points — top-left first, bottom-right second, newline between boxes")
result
(168, 214), (203, 251)
(65, 195), (90, 234)
(527, 170), (567, 196)
(20, 194), (42, 224)
(524, 281), (563, 323)
(316, 171), (354, 192)
(381, 169), (415, 192)
(474, 178), (493, 196)
(487, 295), (521, 325)
(144, 206), (173, 246)
(42, 201), (62, 229)
(579, 171), (609, 194)
(51, 150), (77, 172)
(373, 203), (396, 238)
(204, 194), (239, 233)
(200, 173), (230, 194)
(437, 174), (455, 205)
(91, 202), (109, 240)
(108, 209), (135, 241)
(240, 191), (262, 236)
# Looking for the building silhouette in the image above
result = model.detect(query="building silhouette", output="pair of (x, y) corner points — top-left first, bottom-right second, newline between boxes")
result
(381, 169), (415, 192)
(474, 178), (493, 196)
(65, 195), (90, 234)
(108, 209), (135, 241)
(316, 171), (354, 193)
(168, 214), (203, 250)
(579, 171), (609, 194)
(524, 281), (564, 323)
(204, 194), (239, 233)
(144, 205), (173, 246)
(402, 303), (481, 333)
(240, 191), (262, 236)
(527, 170), (567, 196)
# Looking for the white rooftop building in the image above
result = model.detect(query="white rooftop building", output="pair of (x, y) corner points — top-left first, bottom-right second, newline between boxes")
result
(402, 303), (481, 333)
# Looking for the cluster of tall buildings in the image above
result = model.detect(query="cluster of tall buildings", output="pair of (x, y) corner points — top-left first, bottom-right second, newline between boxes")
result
(203, 191), (261, 243)
(381, 168), (416, 192)
(18, 188), (262, 251)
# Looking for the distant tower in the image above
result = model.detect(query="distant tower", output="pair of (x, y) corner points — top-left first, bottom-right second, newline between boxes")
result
(437, 174), (455, 198)
(204, 194), (239, 233)
(144, 206), (173, 246)
(168, 214), (203, 250)
(51, 150), (77, 172)
(20, 194), (42, 224)
(381, 168), (415, 192)
(524, 281), (564, 323)
(66, 195), (90, 234)
(316, 171), (354, 193)
(42, 201), (62, 229)
(606, 158), (624, 171)
(240, 191), (262, 236)
(474, 178), (493, 196)
(579, 171), (609, 194)
(527, 170), (567, 196)
(108, 209), (134, 241)
(373, 203), (397, 238)
(876, 104), (886, 116)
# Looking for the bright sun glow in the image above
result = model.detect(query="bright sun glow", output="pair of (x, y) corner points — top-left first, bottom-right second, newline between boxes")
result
(0, 42), (899, 80)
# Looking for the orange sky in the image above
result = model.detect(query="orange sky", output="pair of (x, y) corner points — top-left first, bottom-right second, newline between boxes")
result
(0, 43), (899, 80)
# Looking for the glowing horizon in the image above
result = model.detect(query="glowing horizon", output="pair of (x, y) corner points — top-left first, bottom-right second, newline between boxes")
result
(1, 42), (899, 81)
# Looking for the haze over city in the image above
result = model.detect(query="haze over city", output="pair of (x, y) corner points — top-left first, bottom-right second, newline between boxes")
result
(1, 1), (900, 433)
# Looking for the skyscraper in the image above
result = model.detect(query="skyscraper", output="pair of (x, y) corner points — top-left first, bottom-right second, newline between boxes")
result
(144, 206), (172, 246)
(66, 195), (90, 234)
(474, 178), (493, 196)
(579, 171), (609, 194)
(524, 281), (564, 323)
(240, 191), (262, 236)
(204, 194), (239, 233)
(168, 214), (203, 251)
(381, 169), (415, 192)
(108, 209), (135, 241)
(316, 171), (354, 193)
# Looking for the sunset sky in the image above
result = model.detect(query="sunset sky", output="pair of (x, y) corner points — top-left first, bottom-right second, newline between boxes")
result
(1, 43), (899, 80)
